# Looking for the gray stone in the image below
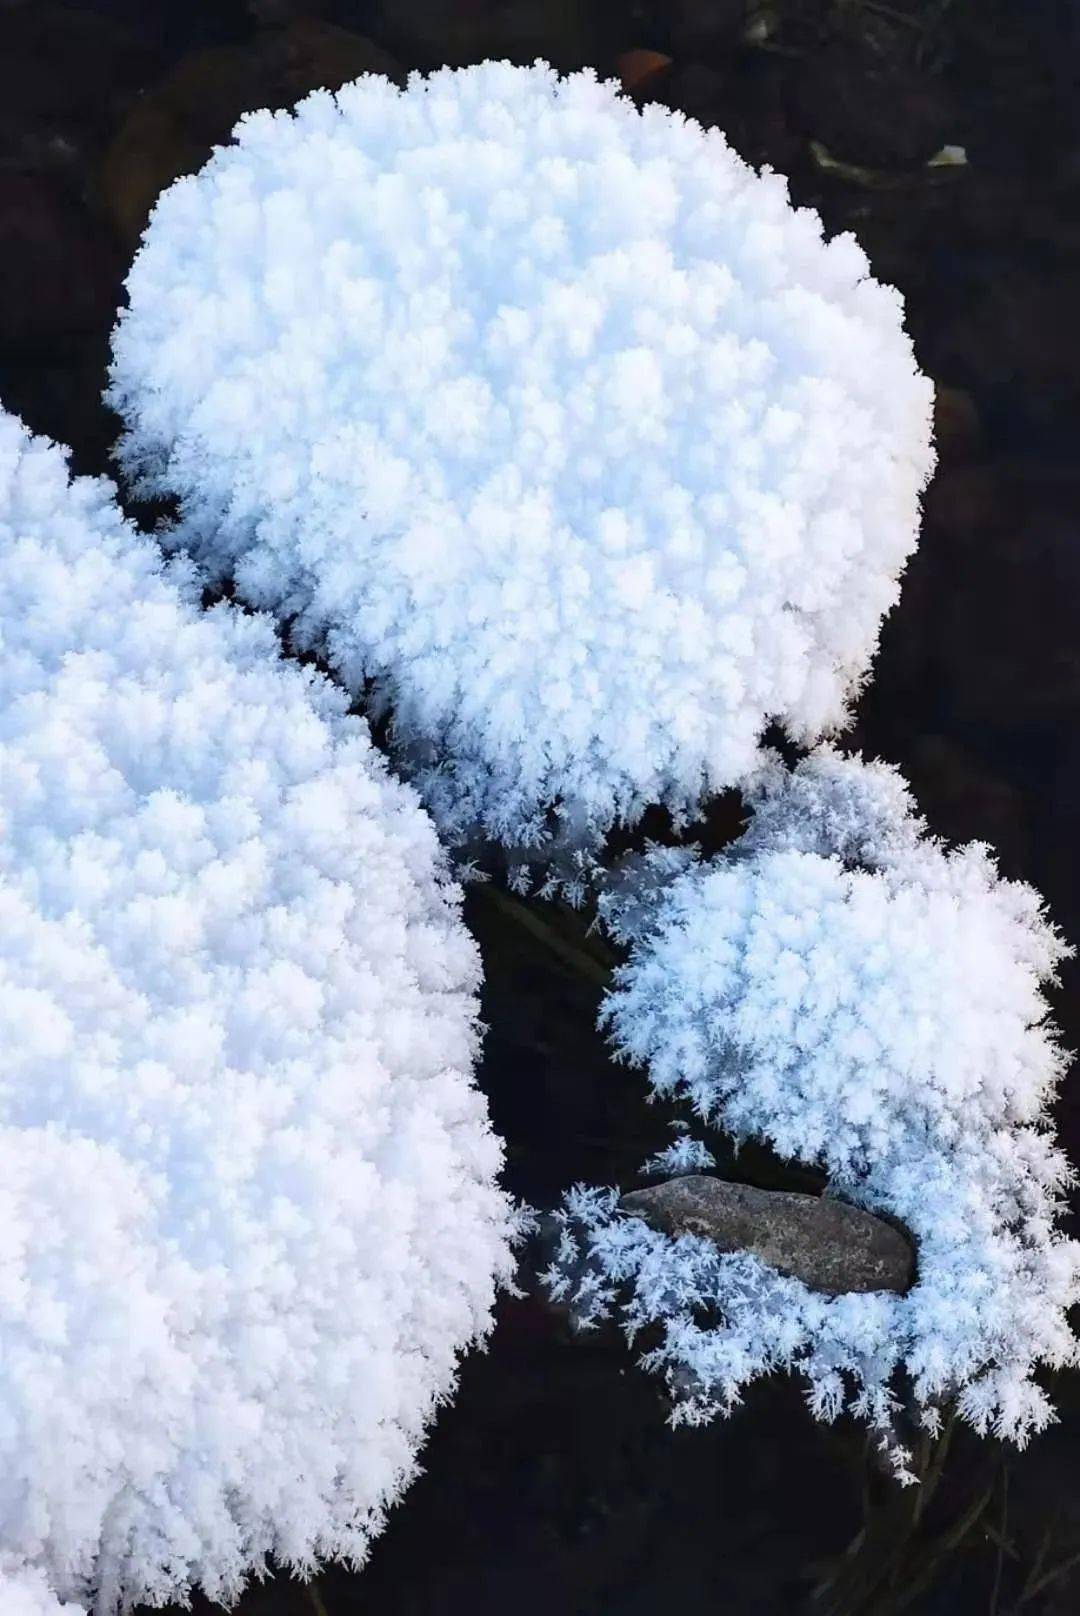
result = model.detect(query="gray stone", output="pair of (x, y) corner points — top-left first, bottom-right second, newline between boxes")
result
(619, 1176), (915, 1296)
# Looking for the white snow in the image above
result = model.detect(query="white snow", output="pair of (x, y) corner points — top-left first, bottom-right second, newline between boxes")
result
(548, 751), (1078, 1473)
(108, 61), (934, 864)
(0, 410), (516, 1610)
(0, 1561), (84, 1616)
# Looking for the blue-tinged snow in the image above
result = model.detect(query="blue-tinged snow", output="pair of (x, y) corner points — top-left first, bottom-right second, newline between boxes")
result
(548, 752), (1078, 1476)
(109, 62), (934, 864)
(0, 411), (516, 1610)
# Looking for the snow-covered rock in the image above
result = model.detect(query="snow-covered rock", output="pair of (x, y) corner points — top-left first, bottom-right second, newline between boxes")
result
(548, 751), (1078, 1474)
(0, 410), (516, 1609)
(108, 61), (934, 867)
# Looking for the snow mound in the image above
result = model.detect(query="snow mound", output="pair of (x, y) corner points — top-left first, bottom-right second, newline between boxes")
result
(0, 411), (516, 1610)
(108, 61), (934, 864)
(548, 752), (1078, 1473)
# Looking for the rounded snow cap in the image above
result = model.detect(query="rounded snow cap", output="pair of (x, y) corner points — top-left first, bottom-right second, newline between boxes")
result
(0, 411), (516, 1611)
(108, 62), (935, 868)
(587, 750), (1078, 1470)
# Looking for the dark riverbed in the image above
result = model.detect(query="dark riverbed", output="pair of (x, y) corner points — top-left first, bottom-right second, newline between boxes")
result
(2, 2), (1079, 1611)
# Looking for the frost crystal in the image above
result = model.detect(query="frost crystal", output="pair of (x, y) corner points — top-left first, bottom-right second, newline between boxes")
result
(640, 1125), (717, 1179)
(0, 1561), (84, 1616)
(109, 61), (934, 863)
(554, 752), (1078, 1470)
(0, 412), (516, 1610)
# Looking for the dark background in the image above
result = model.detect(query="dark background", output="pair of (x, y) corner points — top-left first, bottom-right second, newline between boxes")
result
(1, 1), (1079, 1611)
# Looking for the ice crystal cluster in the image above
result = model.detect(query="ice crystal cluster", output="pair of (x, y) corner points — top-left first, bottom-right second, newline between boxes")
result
(0, 412), (516, 1611)
(108, 61), (934, 864)
(547, 752), (1078, 1473)
(0, 1560), (83, 1616)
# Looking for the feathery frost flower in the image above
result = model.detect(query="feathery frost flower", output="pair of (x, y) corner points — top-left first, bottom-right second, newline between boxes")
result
(549, 751), (1078, 1474)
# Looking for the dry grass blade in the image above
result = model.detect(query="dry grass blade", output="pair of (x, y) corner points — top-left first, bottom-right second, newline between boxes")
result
(305, 1583), (331, 1616)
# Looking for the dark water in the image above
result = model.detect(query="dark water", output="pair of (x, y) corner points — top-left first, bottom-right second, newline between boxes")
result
(1, 2), (1079, 1611)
